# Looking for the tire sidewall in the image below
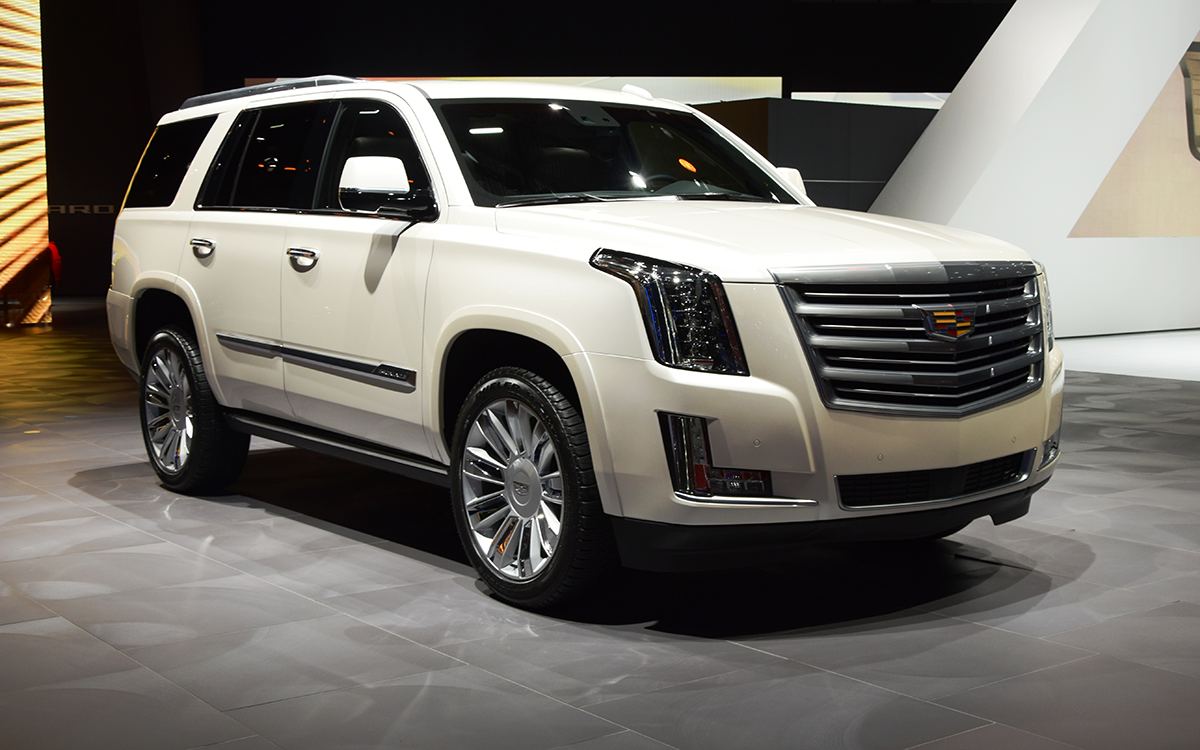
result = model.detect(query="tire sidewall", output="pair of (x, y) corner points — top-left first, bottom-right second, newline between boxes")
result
(140, 328), (197, 487)
(450, 369), (590, 607)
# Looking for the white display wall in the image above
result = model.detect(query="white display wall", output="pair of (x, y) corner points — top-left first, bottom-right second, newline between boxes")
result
(871, 0), (1200, 338)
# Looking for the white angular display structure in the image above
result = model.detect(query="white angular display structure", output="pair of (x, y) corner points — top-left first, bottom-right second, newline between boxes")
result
(872, 0), (1200, 337)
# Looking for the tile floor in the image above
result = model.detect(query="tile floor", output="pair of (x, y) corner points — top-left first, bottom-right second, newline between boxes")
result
(1, 300), (1198, 750)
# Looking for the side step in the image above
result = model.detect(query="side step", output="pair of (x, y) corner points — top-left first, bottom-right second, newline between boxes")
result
(225, 411), (450, 488)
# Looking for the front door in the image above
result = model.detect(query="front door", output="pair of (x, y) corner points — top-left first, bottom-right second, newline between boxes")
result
(280, 98), (438, 457)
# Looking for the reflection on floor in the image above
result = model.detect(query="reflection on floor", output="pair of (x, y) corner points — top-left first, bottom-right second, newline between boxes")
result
(1, 300), (1199, 750)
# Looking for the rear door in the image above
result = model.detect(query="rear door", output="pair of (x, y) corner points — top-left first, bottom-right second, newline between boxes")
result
(183, 101), (332, 417)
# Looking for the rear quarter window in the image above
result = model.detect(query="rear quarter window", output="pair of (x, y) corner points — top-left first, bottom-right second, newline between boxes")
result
(123, 116), (217, 209)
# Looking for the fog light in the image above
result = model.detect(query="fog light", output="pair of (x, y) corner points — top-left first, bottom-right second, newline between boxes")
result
(659, 413), (771, 498)
(1039, 427), (1061, 469)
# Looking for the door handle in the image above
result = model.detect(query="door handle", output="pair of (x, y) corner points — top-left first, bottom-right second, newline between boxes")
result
(190, 238), (215, 259)
(287, 247), (320, 273)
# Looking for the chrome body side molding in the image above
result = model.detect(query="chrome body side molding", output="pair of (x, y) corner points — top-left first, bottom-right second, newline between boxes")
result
(216, 332), (417, 393)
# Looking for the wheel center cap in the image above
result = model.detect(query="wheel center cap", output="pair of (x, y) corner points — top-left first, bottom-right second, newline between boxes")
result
(505, 457), (540, 519)
(168, 388), (187, 429)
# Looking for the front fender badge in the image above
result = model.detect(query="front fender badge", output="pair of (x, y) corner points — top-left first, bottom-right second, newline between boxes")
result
(917, 304), (976, 341)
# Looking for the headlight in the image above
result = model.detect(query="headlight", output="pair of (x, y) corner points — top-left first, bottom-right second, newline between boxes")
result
(591, 249), (749, 375)
(1034, 260), (1055, 350)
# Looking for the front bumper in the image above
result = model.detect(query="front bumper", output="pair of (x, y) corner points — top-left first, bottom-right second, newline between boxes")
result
(574, 282), (1065, 529)
(611, 479), (1045, 572)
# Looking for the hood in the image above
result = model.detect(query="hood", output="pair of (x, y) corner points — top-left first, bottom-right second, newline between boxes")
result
(493, 201), (1028, 283)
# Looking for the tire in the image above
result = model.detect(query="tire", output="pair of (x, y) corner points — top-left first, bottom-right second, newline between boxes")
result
(139, 326), (249, 494)
(450, 367), (616, 610)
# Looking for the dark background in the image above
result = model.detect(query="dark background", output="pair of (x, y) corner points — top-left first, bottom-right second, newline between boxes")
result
(41, 0), (1014, 296)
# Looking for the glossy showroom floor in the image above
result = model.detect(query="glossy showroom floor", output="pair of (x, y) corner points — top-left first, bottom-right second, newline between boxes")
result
(2, 301), (1199, 750)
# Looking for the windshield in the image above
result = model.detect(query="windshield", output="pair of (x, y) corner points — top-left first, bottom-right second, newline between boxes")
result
(433, 98), (800, 208)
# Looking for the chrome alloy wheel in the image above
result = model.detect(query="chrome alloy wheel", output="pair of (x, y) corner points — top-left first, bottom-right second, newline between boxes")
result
(460, 395), (564, 581)
(142, 347), (194, 474)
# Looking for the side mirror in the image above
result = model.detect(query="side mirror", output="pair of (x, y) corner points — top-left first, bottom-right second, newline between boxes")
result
(339, 156), (410, 214)
(775, 166), (807, 197)
(338, 156), (437, 221)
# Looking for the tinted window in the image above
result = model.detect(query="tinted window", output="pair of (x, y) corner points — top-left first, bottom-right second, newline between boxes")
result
(434, 100), (795, 208)
(124, 116), (216, 208)
(317, 99), (432, 212)
(198, 101), (331, 210)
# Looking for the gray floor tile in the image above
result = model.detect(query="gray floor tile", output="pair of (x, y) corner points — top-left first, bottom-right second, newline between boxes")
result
(0, 512), (161, 563)
(920, 564), (1171, 637)
(0, 437), (128, 469)
(440, 621), (780, 707)
(323, 575), (560, 648)
(0, 541), (241, 601)
(93, 488), (303, 531)
(148, 515), (378, 565)
(1046, 602), (1200, 679)
(960, 528), (1200, 589)
(1128, 571), (1200, 606)
(185, 737), (283, 750)
(741, 610), (1089, 700)
(912, 723), (1085, 750)
(587, 661), (986, 750)
(228, 664), (619, 750)
(548, 732), (678, 750)
(1020, 487), (1127, 524)
(0, 581), (53, 625)
(1039, 465), (1171, 497)
(937, 655), (1200, 750)
(0, 666), (254, 750)
(48, 574), (338, 649)
(231, 542), (462, 600)
(1037, 504), (1200, 552)
(0, 617), (138, 693)
(0, 491), (96, 526)
(125, 614), (458, 710)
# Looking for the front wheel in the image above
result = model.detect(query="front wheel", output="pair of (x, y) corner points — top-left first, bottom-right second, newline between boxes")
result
(139, 326), (249, 494)
(450, 367), (616, 610)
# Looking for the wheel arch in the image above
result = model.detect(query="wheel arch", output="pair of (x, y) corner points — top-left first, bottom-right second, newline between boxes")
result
(133, 284), (197, 363)
(431, 313), (624, 518)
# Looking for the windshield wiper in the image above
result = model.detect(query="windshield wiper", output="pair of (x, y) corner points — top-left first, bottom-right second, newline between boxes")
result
(496, 193), (620, 208)
(672, 192), (772, 203)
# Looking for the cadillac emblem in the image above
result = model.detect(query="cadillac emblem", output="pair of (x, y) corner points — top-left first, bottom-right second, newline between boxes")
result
(916, 304), (976, 342)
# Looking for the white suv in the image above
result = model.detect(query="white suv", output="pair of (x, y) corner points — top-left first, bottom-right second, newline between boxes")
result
(108, 77), (1064, 609)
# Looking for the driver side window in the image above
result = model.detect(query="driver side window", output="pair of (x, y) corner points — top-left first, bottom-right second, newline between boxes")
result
(318, 100), (432, 214)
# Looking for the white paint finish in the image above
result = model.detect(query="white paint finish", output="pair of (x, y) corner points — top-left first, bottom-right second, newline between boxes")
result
(281, 215), (433, 456)
(872, 0), (1200, 336)
(113, 77), (1065, 534)
(493, 202), (1027, 284)
(179, 211), (291, 417)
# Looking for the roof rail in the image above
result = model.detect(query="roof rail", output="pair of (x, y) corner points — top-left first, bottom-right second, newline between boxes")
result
(180, 75), (359, 110)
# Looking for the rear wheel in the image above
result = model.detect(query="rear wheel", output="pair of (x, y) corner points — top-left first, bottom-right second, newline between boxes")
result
(450, 367), (616, 610)
(139, 326), (249, 493)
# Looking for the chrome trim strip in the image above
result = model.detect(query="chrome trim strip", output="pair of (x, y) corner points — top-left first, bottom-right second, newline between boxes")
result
(216, 333), (417, 393)
(674, 492), (818, 508)
(772, 260), (1038, 286)
(216, 332), (280, 358)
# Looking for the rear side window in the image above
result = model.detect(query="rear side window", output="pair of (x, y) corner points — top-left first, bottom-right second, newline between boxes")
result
(198, 101), (331, 210)
(123, 116), (216, 208)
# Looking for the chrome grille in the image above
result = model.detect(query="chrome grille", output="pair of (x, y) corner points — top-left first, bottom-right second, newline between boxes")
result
(775, 261), (1044, 416)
